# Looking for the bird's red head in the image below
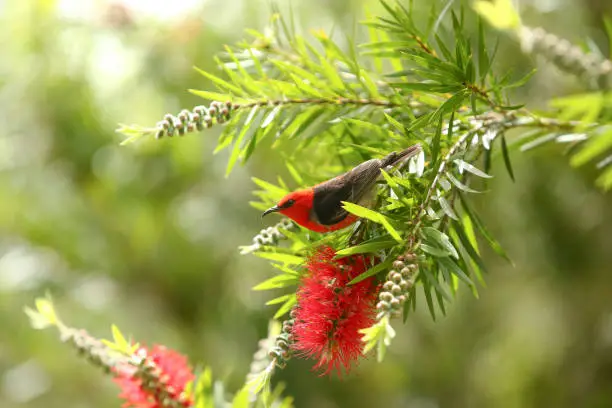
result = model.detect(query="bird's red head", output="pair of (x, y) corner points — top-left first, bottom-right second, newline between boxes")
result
(262, 188), (314, 228)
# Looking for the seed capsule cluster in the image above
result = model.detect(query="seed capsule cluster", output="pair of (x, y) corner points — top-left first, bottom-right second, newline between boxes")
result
(519, 26), (612, 89)
(240, 218), (295, 254)
(155, 101), (236, 138)
(64, 328), (121, 374)
(268, 314), (295, 369)
(376, 254), (418, 319)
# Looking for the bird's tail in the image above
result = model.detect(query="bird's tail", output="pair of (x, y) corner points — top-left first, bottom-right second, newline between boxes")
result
(381, 143), (422, 167)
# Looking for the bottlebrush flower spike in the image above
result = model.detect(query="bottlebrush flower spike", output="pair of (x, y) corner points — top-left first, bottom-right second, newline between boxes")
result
(292, 246), (378, 376)
(113, 345), (194, 408)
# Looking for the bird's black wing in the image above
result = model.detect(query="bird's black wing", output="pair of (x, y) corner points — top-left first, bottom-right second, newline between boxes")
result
(312, 159), (383, 226)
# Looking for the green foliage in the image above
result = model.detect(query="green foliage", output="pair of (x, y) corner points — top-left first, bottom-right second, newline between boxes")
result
(116, 0), (612, 370)
(19, 0), (610, 404)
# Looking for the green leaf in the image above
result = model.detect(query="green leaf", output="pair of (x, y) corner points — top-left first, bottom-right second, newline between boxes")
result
(265, 294), (293, 306)
(391, 82), (464, 93)
(437, 194), (458, 220)
(28, 297), (59, 329)
(360, 316), (396, 362)
(231, 387), (250, 408)
(226, 130), (247, 177)
(422, 227), (459, 259)
(342, 202), (403, 242)
(420, 243), (451, 257)
(253, 252), (304, 265)
(596, 165), (612, 190)
(431, 115), (444, 166)
(438, 257), (474, 287)
(434, 33), (454, 62)
(341, 201), (381, 222)
(422, 279), (437, 321)
(24, 306), (54, 330)
(477, 16), (491, 83)
(253, 274), (299, 291)
(520, 133), (558, 152)
(261, 105), (282, 129)
(459, 193), (511, 263)
(193, 66), (244, 95)
(348, 258), (393, 285)
(450, 219), (488, 281)
(500, 133), (515, 181)
(245, 361), (275, 397)
(274, 294), (297, 319)
(504, 69), (537, 90)
(409, 90), (467, 132)
(285, 162), (304, 186)
(189, 89), (236, 102)
(551, 92), (604, 125)
(422, 265), (452, 302)
(446, 173), (481, 193)
(571, 130), (612, 167)
(111, 325), (129, 351)
(252, 177), (289, 200)
(454, 159), (493, 178)
(336, 238), (397, 256)
(384, 113), (405, 134)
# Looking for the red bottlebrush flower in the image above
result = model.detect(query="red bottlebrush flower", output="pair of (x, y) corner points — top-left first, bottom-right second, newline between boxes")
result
(113, 345), (194, 408)
(292, 246), (378, 376)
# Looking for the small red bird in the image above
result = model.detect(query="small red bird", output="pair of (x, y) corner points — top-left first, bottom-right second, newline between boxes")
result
(262, 144), (422, 232)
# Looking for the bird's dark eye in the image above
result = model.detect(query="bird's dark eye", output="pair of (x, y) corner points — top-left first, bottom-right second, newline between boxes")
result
(282, 199), (295, 208)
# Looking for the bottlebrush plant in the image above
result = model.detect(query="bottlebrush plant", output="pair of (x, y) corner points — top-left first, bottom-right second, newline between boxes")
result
(27, 0), (612, 406)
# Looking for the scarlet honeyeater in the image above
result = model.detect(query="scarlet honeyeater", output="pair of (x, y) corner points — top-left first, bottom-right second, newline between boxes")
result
(262, 144), (422, 232)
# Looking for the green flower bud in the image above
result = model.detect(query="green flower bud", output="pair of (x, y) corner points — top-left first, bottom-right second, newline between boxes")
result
(391, 284), (403, 296)
(178, 110), (190, 124)
(193, 106), (206, 116)
(400, 267), (413, 278)
(158, 120), (170, 130)
(389, 298), (401, 310)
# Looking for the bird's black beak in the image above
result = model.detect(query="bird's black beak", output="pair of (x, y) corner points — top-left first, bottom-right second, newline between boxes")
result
(262, 205), (281, 218)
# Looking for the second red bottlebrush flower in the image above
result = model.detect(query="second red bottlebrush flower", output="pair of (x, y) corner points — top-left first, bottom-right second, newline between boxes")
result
(113, 345), (194, 408)
(292, 246), (378, 376)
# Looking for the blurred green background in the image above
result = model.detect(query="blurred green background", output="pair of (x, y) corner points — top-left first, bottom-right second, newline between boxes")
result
(1, 0), (612, 407)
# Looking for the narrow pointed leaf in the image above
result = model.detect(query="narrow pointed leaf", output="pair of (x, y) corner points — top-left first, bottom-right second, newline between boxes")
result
(500, 134), (515, 181)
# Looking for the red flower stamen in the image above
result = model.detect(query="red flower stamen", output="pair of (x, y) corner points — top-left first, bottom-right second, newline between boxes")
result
(292, 246), (378, 376)
(113, 345), (194, 408)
